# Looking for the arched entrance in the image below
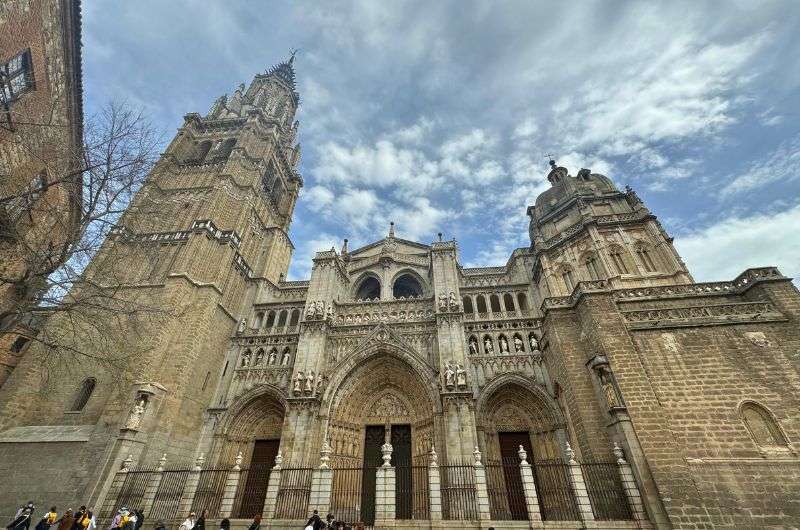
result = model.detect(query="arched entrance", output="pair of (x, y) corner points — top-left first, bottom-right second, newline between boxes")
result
(324, 351), (438, 522)
(477, 377), (565, 520)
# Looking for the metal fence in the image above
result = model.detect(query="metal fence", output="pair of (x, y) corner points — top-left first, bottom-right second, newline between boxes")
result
(150, 470), (190, 521)
(329, 467), (364, 524)
(486, 460), (528, 520)
(439, 464), (477, 520)
(191, 469), (228, 517)
(581, 463), (632, 520)
(234, 464), (272, 518)
(394, 465), (430, 520)
(532, 462), (579, 521)
(275, 467), (314, 519)
(100, 469), (156, 519)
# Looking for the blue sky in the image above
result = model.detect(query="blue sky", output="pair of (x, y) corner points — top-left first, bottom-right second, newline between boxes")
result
(82, 1), (800, 281)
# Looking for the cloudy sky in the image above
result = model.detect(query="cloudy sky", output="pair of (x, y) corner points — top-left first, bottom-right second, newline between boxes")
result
(82, 1), (800, 281)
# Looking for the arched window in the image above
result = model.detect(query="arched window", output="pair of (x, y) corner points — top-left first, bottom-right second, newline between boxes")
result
(356, 276), (381, 300)
(503, 293), (515, 312)
(585, 254), (602, 280)
(476, 295), (488, 314)
(254, 312), (265, 329)
(609, 247), (629, 275)
(194, 140), (213, 162)
(489, 294), (502, 313)
(636, 246), (657, 273)
(392, 274), (423, 298)
(276, 310), (287, 328)
(561, 268), (575, 292)
(213, 138), (237, 161)
(70, 378), (96, 412)
(463, 296), (474, 314)
(265, 311), (276, 328)
(517, 293), (529, 311)
(289, 309), (300, 327)
(740, 402), (788, 447)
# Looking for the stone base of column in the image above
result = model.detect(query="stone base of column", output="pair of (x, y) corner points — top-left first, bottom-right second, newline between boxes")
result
(375, 465), (396, 521)
(308, 468), (332, 517)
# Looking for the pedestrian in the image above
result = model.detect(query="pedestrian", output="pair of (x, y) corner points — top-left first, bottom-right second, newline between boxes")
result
(132, 512), (143, 530)
(305, 510), (322, 530)
(324, 513), (335, 530)
(35, 507), (57, 530)
(55, 510), (74, 530)
(84, 510), (95, 530)
(218, 520), (229, 530)
(72, 508), (87, 530)
(193, 510), (207, 530)
(7, 504), (34, 530)
(178, 513), (195, 530)
(246, 515), (260, 530)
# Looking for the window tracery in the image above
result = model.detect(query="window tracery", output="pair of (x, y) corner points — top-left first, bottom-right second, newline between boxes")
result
(740, 402), (788, 448)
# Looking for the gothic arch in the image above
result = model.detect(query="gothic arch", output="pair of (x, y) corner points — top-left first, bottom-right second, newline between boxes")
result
(390, 268), (427, 298)
(738, 400), (789, 448)
(352, 271), (382, 300)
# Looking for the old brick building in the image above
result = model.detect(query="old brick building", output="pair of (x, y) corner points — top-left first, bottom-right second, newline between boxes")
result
(0, 0), (83, 384)
(0, 59), (798, 529)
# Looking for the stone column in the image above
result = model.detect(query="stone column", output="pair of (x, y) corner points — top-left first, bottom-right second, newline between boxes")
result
(177, 454), (204, 519)
(219, 452), (244, 518)
(428, 446), (442, 522)
(564, 443), (595, 523)
(262, 451), (283, 519)
(308, 441), (333, 517)
(471, 447), (491, 521)
(614, 443), (649, 525)
(141, 454), (167, 515)
(517, 446), (542, 525)
(374, 442), (395, 522)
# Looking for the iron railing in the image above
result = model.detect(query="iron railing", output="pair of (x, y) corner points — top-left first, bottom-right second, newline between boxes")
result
(329, 467), (364, 524)
(532, 462), (579, 521)
(581, 463), (632, 520)
(393, 465), (429, 520)
(150, 470), (191, 521)
(100, 469), (155, 518)
(275, 467), (314, 519)
(486, 460), (528, 520)
(234, 464), (272, 518)
(191, 469), (228, 517)
(440, 464), (477, 520)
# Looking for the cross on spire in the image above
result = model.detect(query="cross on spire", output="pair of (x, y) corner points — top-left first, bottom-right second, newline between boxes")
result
(544, 153), (557, 167)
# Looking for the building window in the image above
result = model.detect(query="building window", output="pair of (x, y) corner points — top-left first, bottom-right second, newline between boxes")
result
(1, 49), (35, 103)
(10, 336), (30, 353)
(740, 402), (789, 448)
(609, 249), (629, 275)
(561, 268), (575, 292)
(355, 276), (381, 300)
(637, 247), (657, 272)
(69, 378), (96, 412)
(585, 256), (601, 280)
(392, 273), (423, 298)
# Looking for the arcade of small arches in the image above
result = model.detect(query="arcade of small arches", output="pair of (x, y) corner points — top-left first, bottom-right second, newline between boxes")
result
(555, 242), (663, 292)
(251, 306), (303, 333)
(354, 272), (426, 301)
(466, 332), (540, 356)
(462, 291), (530, 319)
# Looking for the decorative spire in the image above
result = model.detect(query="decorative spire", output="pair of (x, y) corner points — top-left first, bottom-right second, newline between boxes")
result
(388, 221), (395, 238)
(341, 238), (349, 255)
(266, 52), (300, 104)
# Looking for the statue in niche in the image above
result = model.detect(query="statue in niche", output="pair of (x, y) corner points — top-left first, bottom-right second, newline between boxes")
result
(456, 364), (467, 389)
(443, 362), (456, 389)
(499, 336), (509, 353)
(293, 371), (304, 394)
(438, 294), (448, 312)
(529, 334), (540, 352)
(598, 368), (621, 409)
(281, 350), (290, 365)
(254, 350), (264, 365)
(268, 349), (277, 365)
(316, 374), (325, 395)
(125, 397), (147, 430)
(468, 337), (478, 355)
(514, 335), (524, 352)
(305, 370), (315, 394)
(241, 350), (251, 367)
(448, 291), (460, 311)
(484, 337), (494, 354)
(237, 318), (247, 334)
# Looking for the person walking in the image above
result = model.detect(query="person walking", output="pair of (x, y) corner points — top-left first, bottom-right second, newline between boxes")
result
(7, 504), (34, 530)
(305, 510), (322, 530)
(132, 512), (143, 530)
(246, 515), (260, 530)
(35, 507), (57, 530)
(178, 513), (195, 530)
(218, 520), (229, 530)
(55, 510), (74, 530)
(193, 510), (207, 530)
(84, 511), (95, 530)
(72, 508), (86, 530)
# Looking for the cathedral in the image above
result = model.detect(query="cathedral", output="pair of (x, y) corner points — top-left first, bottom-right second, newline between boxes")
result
(0, 57), (799, 530)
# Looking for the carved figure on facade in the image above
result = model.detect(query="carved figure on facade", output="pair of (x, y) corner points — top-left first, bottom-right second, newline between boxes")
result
(268, 348), (277, 365)
(468, 336), (479, 355)
(281, 349), (291, 365)
(514, 335), (524, 352)
(448, 291), (460, 311)
(305, 370), (315, 394)
(456, 364), (467, 389)
(444, 361), (456, 389)
(484, 336), (494, 354)
(124, 396), (147, 430)
(438, 294), (448, 313)
(237, 318), (247, 334)
(293, 371), (304, 394)
(499, 335), (509, 353)
(254, 349), (264, 365)
(241, 349), (252, 367)
(529, 333), (540, 352)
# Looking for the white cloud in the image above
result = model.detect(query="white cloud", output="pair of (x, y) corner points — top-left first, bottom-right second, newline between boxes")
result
(675, 202), (800, 282)
(721, 134), (800, 197)
(288, 232), (340, 280)
(305, 185), (335, 211)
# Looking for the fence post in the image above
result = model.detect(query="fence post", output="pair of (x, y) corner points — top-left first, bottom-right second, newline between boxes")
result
(375, 442), (395, 522)
(100, 455), (133, 519)
(309, 441), (333, 517)
(428, 446), (442, 522)
(564, 443), (595, 523)
(219, 452), (244, 518)
(614, 443), (648, 524)
(472, 447), (491, 522)
(517, 446), (543, 525)
(141, 454), (167, 515)
(177, 454), (204, 519)
(262, 451), (282, 519)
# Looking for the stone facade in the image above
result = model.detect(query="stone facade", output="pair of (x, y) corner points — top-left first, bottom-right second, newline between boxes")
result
(0, 60), (799, 530)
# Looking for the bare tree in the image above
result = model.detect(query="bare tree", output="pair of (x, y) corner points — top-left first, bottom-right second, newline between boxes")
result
(0, 101), (173, 373)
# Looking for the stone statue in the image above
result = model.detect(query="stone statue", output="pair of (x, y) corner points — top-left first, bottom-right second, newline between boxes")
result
(456, 364), (467, 388)
(444, 362), (456, 389)
(514, 335), (524, 352)
(499, 336), (509, 353)
(237, 318), (247, 334)
(326, 305), (334, 320)
(484, 337), (494, 354)
(603, 381), (620, 409)
(254, 350), (264, 365)
(241, 350), (251, 367)
(316, 301), (325, 318)
(529, 334), (540, 351)
(267, 349), (276, 365)
(468, 337), (478, 355)
(305, 370), (315, 394)
(281, 350), (290, 365)
(316, 375), (324, 395)
(438, 295), (448, 312)
(448, 291), (460, 311)
(125, 398), (147, 430)
(293, 371), (304, 394)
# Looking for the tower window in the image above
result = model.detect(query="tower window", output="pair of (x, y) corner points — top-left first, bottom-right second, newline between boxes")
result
(561, 268), (575, 292)
(637, 248), (657, 272)
(609, 249), (629, 275)
(356, 276), (381, 300)
(1, 49), (35, 103)
(740, 402), (788, 447)
(69, 378), (96, 412)
(463, 296), (474, 314)
(585, 256), (601, 280)
(517, 293), (529, 311)
(392, 274), (423, 298)
(503, 293), (515, 312)
(194, 140), (213, 163)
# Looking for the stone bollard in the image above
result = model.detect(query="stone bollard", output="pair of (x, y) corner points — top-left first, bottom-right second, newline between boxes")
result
(472, 447), (491, 521)
(564, 443), (595, 523)
(262, 451), (283, 519)
(614, 442), (649, 524)
(220, 452), (244, 518)
(517, 445), (543, 524)
(428, 446), (442, 521)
